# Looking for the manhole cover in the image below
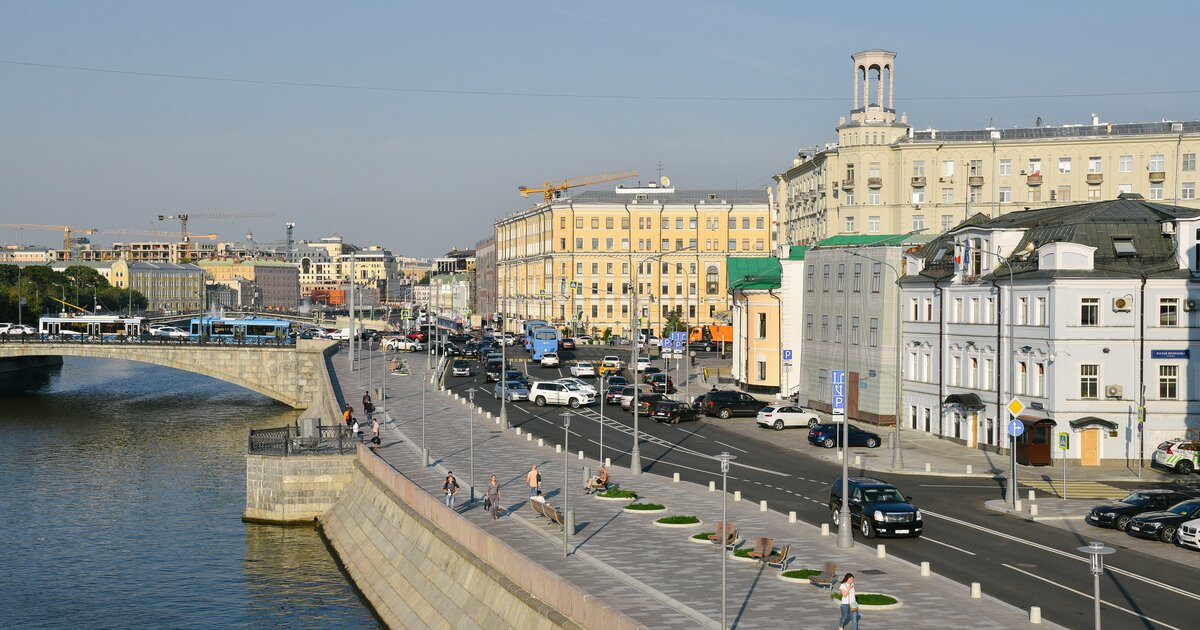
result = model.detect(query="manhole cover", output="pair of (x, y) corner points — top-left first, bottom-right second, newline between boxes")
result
(858, 569), (886, 575)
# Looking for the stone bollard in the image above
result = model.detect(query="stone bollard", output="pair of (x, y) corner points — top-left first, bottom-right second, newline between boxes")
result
(1015, 499), (1023, 512)
(1028, 490), (1036, 501)
(966, 464), (973, 474)
(733, 490), (741, 502)
(920, 561), (931, 576)
(578, 451), (584, 460)
(605, 457), (611, 467)
(421, 447), (430, 467)
(555, 444), (561, 453)
(708, 481), (716, 492)
(876, 544), (886, 558)
(515, 427), (522, 436)
(673, 472), (680, 483)
(1030, 504), (1039, 517)
(925, 462), (932, 472)
(789, 511), (797, 523)
(759, 500), (768, 512)
(486, 412), (492, 419)
(821, 523), (830, 536)
(538, 438), (544, 447)
(971, 582), (981, 598)
(1030, 607), (1042, 624)
(854, 454), (862, 466)
(566, 509), (575, 537)
(837, 450), (844, 461)
(583, 466), (591, 481)
(526, 433), (532, 442)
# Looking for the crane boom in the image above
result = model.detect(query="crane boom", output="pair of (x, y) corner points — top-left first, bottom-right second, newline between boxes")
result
(0, 223), (97, 261)
(156, 212), (277, 259)
(518, 169), (638, 202)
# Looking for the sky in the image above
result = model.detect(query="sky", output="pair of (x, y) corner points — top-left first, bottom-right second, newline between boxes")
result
(3, 1), (1200, 258)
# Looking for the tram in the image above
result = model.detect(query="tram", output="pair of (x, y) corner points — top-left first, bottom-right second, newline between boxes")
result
(188, 316), (296, 343)
(39, 315), (149, 340)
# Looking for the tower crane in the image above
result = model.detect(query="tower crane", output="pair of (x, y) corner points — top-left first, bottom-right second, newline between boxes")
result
(156, 212), (277, 259)
(0, 223), (97, 261)
(518, 169), (638, 203)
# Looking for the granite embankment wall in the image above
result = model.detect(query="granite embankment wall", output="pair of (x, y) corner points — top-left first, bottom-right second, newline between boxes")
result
(243, 453), (356, 524)
(317, 448), (642, 630)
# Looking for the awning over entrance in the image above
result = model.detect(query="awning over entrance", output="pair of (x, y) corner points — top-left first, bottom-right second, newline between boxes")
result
(1069, 417), (1118, 432)
(1017, 412), (1057, 427)
(943, 393), (986, 411)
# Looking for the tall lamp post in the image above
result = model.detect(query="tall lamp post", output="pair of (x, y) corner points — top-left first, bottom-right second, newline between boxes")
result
(421, 357), (429, 466)
(1078, 541), (1115, 630)
(717, 452), (736, 629)
(469, 388), (476, 502)
(847, 250), (907, 470)
(561, 410), (572, 558)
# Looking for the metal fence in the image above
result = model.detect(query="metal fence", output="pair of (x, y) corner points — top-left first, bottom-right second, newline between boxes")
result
(0, 333), (294, 347)
(248, 424), (355, 456)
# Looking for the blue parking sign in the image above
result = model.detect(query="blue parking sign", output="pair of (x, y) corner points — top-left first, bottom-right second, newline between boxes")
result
(831, 369), (845, 414)
(782, 349), (793, 361)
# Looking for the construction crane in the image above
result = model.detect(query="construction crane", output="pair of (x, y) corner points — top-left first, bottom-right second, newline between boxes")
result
(100, 228), (218, 240)
(0, 223), (97, 261)
(156, 212), (277, 259)
(518, 169), (638, 203)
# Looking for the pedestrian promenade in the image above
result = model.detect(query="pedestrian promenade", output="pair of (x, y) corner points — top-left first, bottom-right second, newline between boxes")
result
(330, 346), (1057, 629)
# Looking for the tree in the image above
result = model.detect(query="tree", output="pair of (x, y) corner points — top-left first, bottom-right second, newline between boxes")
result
(662, 307), (687, 337)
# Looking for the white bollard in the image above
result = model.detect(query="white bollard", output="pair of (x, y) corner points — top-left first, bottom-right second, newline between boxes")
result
(1028, 490), (1036, 501)
(515, 427), (522, 436)
(1015, 499), (1023, 512)
(1030, 606), (1042, 624)
(920, 561), (930, 576)
(876, 544), (886, 558)
(854, 455), (862, 466)
(555, 444), (561, 453)
(605, 457), (611, 467)
(837, 450), (844, 461)
(486, 412), (492, 419)
(789, 511), (797, 523)
(526, 433), (532, 442)
(971, 582), (981, 599)
(1029, 504), (1039, 517)
(709, 481), (716, 492)
(538, 438), (544, 447)
(759, 500), (768, 512)
(673, 472), (680, 483)
(966, 464), (973, 474)
(733, 490), (741, 502)
(821, 523), (830, 536)
(578, 451), (584, 460)
(925, 462), (932, 472)
(495, 417), (501, 425)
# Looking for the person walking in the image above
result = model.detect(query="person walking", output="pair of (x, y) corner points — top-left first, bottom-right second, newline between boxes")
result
(362, 391), (374, 418)
(443, 472), (460, 509)
(485, 474), (501, 520)
(342, 404), (353, 427)
(526, 464), (541, 498)
(352, 419), (362, 442)
(838, 573), (859, 630)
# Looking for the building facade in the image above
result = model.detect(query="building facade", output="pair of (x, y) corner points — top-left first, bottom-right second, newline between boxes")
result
(112, 260), (204, 313)
(728, 257), (783, 393)
(197, 259), (300, 309)
(474, 236), (497, 322)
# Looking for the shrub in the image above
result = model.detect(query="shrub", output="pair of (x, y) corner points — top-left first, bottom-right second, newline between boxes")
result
(625, 502), (665, 510)
(655, 515), (699, 525)
(782, 569), (822, 580)
(597, 488), (637, 499)
(830, 593), (898, 606)
(692, 532), (714, 540)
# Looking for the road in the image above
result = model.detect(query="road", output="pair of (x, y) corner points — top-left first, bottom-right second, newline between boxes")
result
(432, 343), (1200, 630)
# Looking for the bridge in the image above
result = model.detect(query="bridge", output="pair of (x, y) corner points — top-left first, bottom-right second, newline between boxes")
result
(0, 337), (340, 413)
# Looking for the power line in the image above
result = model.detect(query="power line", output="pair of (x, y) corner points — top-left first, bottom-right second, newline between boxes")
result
(3, 58), (1199, 103)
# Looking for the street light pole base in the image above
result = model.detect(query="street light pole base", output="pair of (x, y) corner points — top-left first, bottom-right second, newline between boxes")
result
(836, 511), (855, 548)
(630, 449), (642, 475)
(421, 447), (429, 467)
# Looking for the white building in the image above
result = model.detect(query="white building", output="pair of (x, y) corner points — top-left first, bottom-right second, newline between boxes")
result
(901, 194), (1200, 465)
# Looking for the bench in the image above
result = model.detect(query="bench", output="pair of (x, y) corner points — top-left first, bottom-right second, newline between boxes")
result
(764, 544), (791, 571)
(809, 561), (839, 590)
(529, 499), (565, 530)
(747, 537), (775, 563)
(708, 522), (740, 550)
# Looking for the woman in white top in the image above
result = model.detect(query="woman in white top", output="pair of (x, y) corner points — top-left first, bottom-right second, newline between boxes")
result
(838, 573), (858, 630)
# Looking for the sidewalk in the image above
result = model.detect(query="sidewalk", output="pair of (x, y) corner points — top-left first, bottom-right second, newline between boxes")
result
(330, 346), (1059, 629)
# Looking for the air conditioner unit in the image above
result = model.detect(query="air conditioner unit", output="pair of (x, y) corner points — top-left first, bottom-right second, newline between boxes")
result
(1105, 384), (1124, 399)
(1185, 298), (1199, 311)
(1162, 222), (1176, 235)
(1113, 296), (1132, 311)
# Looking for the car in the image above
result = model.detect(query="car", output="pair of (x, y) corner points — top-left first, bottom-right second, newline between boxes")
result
(603, 384), (626, 405)
(700, 390), (766, 419)
(1152, 439), (1200, 475)
(1085, 490), (1195, 530)
(406, 331), (427, 342)
(641, 366), (664, 382)
(437, 342), (464, 356)
(502, 370), (530, 387)
(152, 325), (189, 338)
(494, 379), (530, 401)
(4, 324), (38, 336)
(528, 381), (594, 408)
(451, 360), (472, 377)
(829, 477), (923, 539)
(647, 372), (675, 394)
(691, 394), (707, 410)
(604, 374), (628, 388)
(1126, 499), (1200, 543)
(688, 340), (716, 352)
(501, 333), (518, 346)
(575, 334), (593, 343)
(382, 336), (423, 352)
(0, 323), (12, 335)
(483, 350), (503, 362)
(1179, 517), (1200, 551)
(329, 327), (357, 341)
(610, 335), (629, 345)
(627, 393), (669, 415)
(756, 405), (821, 431)
(359, 328), (381, 341)
(540, 352), (560, 367)
(448, 333), (473, 343)
(560, 338), (576, 350)
(484, 359), (504, 382)
(570, 362), (596, 377)
(808, 423), (882, 448)
(650, 400), (699, 424)
(616, 384), (656, 409)
(634, 357), (652, 372)
(556, 377), (597, 395)
(461, 342), (480, 357)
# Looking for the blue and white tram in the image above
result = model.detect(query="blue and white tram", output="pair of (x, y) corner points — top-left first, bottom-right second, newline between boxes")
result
(188, 316), (296, 343)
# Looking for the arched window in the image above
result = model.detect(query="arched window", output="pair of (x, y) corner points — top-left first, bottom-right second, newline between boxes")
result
(301, 258), (311, 274)
(705, 265), (719, 294)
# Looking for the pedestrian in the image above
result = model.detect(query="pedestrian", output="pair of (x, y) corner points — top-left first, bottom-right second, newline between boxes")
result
(485, 474), (501, 520)
(526, 464), (541, 498)
(443, 472), (460, 509)
(370, 416), (380, 442)
(838, 573), (859, 630)
(342, 403), (353, 427)
(352, 419), (362, 442)
(362, 391), (374, 417)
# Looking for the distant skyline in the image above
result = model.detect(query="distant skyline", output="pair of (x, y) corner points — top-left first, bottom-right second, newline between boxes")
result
(4, 1), (1200, 257)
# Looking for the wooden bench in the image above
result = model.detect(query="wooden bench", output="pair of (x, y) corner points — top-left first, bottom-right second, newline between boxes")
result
(747, 537), (775, 563)
(708, 522), (740, 549)
(764, 544), (791, 571)
(529, 499), (565, 530)
(809, 561), (839, 590)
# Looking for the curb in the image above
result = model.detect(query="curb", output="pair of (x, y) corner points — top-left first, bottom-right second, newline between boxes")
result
(654, 518), (703, 528)
(983, 499), (1086, 523)
(624, 506), (668, 514)
(830, 594), (904, 610)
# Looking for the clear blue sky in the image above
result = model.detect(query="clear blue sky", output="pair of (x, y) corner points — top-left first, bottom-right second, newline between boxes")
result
(3, 1), (1198, 257)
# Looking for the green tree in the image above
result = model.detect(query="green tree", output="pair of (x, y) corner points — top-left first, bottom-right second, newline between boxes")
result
(662, 308), (687, 337)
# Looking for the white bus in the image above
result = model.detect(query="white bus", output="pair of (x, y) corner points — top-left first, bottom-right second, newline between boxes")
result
(39, 315), (148, 340)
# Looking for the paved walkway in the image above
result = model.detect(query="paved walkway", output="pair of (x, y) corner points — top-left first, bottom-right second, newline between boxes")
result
(329, 344), (1057, 629)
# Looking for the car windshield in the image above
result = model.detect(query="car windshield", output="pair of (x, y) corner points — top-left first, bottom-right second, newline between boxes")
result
(1169, 501), (1199, 516)
(862, 488), (906, 503)
(503, 380), (527, 389)
(1119, 492), (1151, 506)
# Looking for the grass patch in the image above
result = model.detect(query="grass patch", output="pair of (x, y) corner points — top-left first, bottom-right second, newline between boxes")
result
(625, 502), (665, 510)
(692, 532), (714, 540)
(655, 515), (699, 525)
(830, 593), (898, 606)
(732, 547), (771, 558)
(782, 569), (822, 580)
(597, 488), (637, 499)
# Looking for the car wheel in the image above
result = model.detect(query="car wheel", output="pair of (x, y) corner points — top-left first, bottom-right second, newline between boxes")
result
(808, 417), (818, 428)
(773, 419), (785, 431)
(823, 437), (836, 449)
(535, 396), (547, 407)
(865, 437), (880, 448)
(718, 408), (732, 419)
(1115, 515), (1132, 531)
(569, 398), (581, 409)
(1160, 525), (1178, 543)
(831, 507), (841, 527)
(1178, 460), (1195, 475)
(860, 517), (875, 539)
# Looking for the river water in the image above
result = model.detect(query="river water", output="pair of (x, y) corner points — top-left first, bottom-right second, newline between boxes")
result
(0, 357), (379, 629)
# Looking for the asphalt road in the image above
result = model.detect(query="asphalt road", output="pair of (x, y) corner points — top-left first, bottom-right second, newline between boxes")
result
(438, 344), (1200, 630)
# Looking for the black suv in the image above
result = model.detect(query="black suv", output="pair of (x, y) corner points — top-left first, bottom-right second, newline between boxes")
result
(700, 390), (765, 419)
(484, 359), (504, 382)
(650, 400), (699, 424)
(829, 477), (922, 539)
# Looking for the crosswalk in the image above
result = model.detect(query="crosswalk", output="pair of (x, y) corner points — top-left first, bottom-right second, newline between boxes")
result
(1018, 479), (1129, 500)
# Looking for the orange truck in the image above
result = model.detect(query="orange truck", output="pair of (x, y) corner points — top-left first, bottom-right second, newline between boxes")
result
(689, 325), (732, 344)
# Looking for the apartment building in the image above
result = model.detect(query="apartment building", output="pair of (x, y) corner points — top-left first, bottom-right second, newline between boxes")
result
(197, 259), (300, 309)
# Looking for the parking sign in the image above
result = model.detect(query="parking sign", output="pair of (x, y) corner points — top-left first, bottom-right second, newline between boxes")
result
(782, 349), (793, 361)
(831, 369), (845, 422)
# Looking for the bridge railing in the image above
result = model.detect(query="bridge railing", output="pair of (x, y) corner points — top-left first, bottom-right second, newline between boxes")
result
(0, 333), (295, 347)
(248, 425), (354, 456)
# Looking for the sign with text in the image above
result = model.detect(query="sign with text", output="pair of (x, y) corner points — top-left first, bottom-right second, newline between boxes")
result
(831, 369), (846, 416)
(1151, 349), (1189, 359)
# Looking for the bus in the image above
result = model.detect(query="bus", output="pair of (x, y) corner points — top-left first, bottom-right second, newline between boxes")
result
(528, 326), (559, 360)
(39, 315), (148, 340)
(523, 319), (548, 352)
(189, 316), (296, 344)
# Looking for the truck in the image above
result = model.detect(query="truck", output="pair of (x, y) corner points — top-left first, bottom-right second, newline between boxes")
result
(689, 325), (732, 345)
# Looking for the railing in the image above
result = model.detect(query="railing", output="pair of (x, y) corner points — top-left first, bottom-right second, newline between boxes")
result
(248, 424), (355, 456)
(0, 333), (295, 347)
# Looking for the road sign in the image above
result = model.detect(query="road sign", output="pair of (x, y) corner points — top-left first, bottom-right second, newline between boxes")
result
(1007, 419), (1024, 438)
(570, 281), (577, 289)
(782, 349), (793, 361)
(1006, 397), (1025, 419)
(831, 369), (846, 415)
(1137, 405), (1145, 423)
(400, 309), (411, 319)
(832, 413), (845, 424)
(1058, 432), (1069, 450)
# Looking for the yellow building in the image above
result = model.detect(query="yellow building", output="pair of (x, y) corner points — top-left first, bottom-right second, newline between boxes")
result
(775, 49), (1200, 245)
(495, 186), (771, 336)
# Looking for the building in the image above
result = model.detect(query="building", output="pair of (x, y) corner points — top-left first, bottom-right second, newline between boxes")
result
(197, 259), (300, 309)
(430, 273), (475, 324)
(436, 249), (476, 274)
(111, 260), (204, 313)
(901, 194), (1200, 463)
(495, 186), (772, 336)
(728, 257), (783, 393)
(474, 236), (497, 323)
(774, 49), (1200, 247)
(295, 236), (397, 306)
(0, 246), (54, 262)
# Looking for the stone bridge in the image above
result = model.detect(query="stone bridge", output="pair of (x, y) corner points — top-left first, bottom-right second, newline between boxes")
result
(0, 338), (341, 414)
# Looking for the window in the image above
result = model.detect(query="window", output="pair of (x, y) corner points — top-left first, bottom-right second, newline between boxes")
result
(1028, 158), (1042, 175)
(949, 356), (961, 387)
(741, 238), (749, 250)
(953, 297), (963, 322)
(606, 262), (613, 273)
(605, 237), (614, 250)
(728, 239), (736, 250)
(621, 217), (630, 229)
(1160, 298), (1179, 326)
(621, 237), (629, 251)
(983, 358), (993, 390)
(1080, 365), (1099, 399)
(912, 215), (925, 232)
(742, 217), (750, 230)
(968, 188), (982, 203)
(942, 160), (955, 177)
(913, 160), (925, 177)
(806, 264), (814, 291)
(1015, 361), (1027, 395)
(868, 191), (881, 205)
(728, 217), (737, 230)
(661, 238), (670, 250)
(1150, 183), (1164, 200)
(1184, 182), (1196, 200)
(575, 217), (584, 229)
(941, 187), (953, 203)
(846, 163), (855, 181)
(1035, 297), (1046, 325)
(592, 262), (600, 273)
(871, 263), (881, 292)
(675, 218), (683, 229)
(1160, 365), (1179, 399)
(706, 266), (719, 294)
(756, 217), (764, 229)
(1017, 297), (1028, 324)
(1033, 363), (1045, 396)
(1055, 185), (1071, 202)
(969, 358), (979, 388)
(576, 262), (583, 274)
(1027, 189), (1041, 202)
(969, 159), (983, 176)
(1112, 237), (1136, 256)
(591, 305), (598, 317)
(1088, 157), (1102, 173)
(575, 237), (583, 249)
(853, 263), (862, 292)
(924, 298), (934, 321)
(661, 217), (669, 230)
(845, 192), (855, 205)
(869, 162), (881, 179)
(845, 216), (856, 232)
(1185, 154), (1197, 172)
(1088, 189), (1102, 201)
(606, 282), (613, 294)
(590, 217), (599, 229)
(868, 215), (880, 232)
(941, 214), (953, 233)
(998, 187), (1012, 203)
(757, 361), (767, 381)
(821, 315), (829, 341)
(1119, 155), (1132, 173)
(835, 315), (843, 342)
(689, 217), (697, 229)
(1081, 297), (1099, 325)
(912, 189), (925, 204)
(591, 283), (598, 295)
(999, 159), (1012, 176)
(755, 239), (764, 251)
(605, 217), (614, 229)
(1058, 157), (1071, 174)
(909, 297), (919, 321)
(591, 237), (600, 249)
(837, 263), (845, 292)
(806, 314), (814, 339)
(822, 264), (830, 291)
(868, 318), (879, 347)
(851, 316), (860, 344)
(1150, 154), (1165, 171)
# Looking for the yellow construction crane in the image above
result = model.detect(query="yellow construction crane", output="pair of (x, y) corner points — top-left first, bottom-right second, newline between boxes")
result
(0, 223), (97, 260)
(156, 212), (277, 258)
(100, 228), (218, 240)
(518, 169), (638, 202)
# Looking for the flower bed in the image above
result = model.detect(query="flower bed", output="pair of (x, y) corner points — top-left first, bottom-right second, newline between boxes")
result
(689, 531), (715, 544)
(830, 592), (903, 609)
(654, 515), (701, 528)
(778, 568), (822, 584)
(623, 502), (667, 514)
(595, 488), (638, 501)
(731, 547), (768, 563)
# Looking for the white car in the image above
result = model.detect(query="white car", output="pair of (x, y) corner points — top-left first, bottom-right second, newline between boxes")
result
(1178, 517), (1200, 550)
(570, 362), (596, 377)
(329, 327), (356, 341)
(540, 352), (560, 367)
(556, 377), (597, 395)
(635, 357), (652, 372)
(382, 336), (423, 352)
(756, 405), (821, 431)
(152, 325), (189, 338)
(528, 381), (594, 408)
(502, 333), (518, 346)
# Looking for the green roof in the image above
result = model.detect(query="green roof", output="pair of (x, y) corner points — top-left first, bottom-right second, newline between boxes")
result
(787, 246), (808, 260)
(815, 234), (919, 247)
(727, 256), (781, 291)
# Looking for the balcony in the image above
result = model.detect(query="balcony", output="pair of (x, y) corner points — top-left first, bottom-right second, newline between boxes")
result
(1149, 171), (1166, 183)
(910, 176), (926, 187)
(867, 177), (883, 189)
(968, 176), (985, 187)
(1027, 174), (1043, 186)
(841, 179), (855, 190)
(1087, 173), (1103, 185)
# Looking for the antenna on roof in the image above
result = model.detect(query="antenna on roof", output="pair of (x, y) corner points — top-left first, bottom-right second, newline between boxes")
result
(1035, 116), (1043, 127)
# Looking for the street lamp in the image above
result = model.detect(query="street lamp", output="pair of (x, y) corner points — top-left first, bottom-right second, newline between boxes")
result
(561, 410), (572, 558)
(421, 358), (429, 466)
(847, 250), (907, 471)
(469, 388), (476, 502)
(716, 451), (736, 629)
(1077, 541), (1115, 629)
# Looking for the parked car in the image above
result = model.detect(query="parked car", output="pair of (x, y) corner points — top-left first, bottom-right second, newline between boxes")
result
(688, 340), (716, 352)
(627, 393), (669, 415)
(1152, 439), (1200, 475)
(560, 337), (576, 350)
(756, 405), (821, 431)
(1178, 517), (1200, 551)
(570, 362), (596, 377)
(829, 477), (923, 539)
(575, 334), (593, 343)
(616, 384), (656, 409)
(640, 366), (664, 382)
(382, 336), (423, 351)
(691, 393), (707, 410)
(540, 352), (560, 367)
(647, 372), (675, 394)
(604, 374), (628, 388)
(700, 390), (766, 419)
(1085, 490), (1195, 530)
(1126, 499), (1200, 543)
(329, 327), (356, 341)
(528, 381), (594, 408)
(634, 357), (652, 372)
(650, 400), (699, 424)
(808, 423), (882, 448)
(555, 377), (597, 395)
(451, 360), (472, 377)
(152, 325), (189, 338)
(494, 379), (530, 401)
(406, 331), (427, 342)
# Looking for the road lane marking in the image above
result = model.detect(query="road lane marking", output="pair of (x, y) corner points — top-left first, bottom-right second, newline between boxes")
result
(1002, 564), (1181, 630)
(918, 484), (1001, 488)
(921, 537), (976, 556)
(713, 440), (748, 454)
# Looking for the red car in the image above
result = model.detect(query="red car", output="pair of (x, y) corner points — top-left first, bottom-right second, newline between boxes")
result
(406, 331), (427, 342)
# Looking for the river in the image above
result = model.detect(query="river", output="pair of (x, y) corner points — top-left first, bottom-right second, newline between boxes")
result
(0, 357), (379, 629)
